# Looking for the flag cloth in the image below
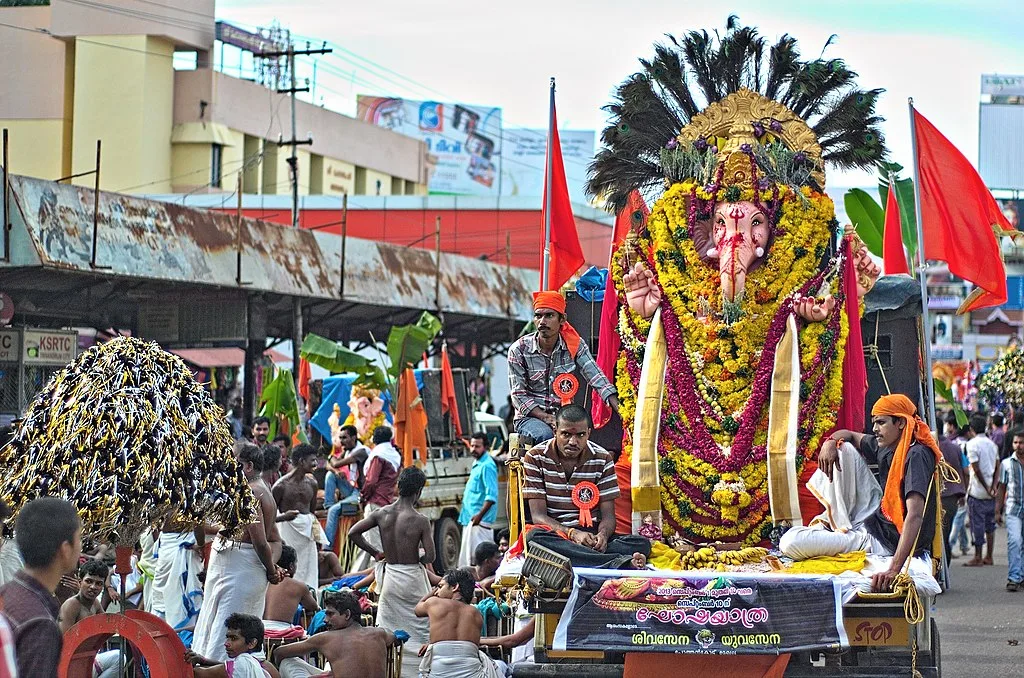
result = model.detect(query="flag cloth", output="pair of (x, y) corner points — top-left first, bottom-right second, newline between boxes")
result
(297, 358), (311, 402)
(837, 236), (868, 433)
(542, 104), (584, 291)
(882, 182), (909, 275)
(913, 108), (1010, 312)
(440, 343), (463, 437)
(592, 190), (648, 428)
(394, 367), (428, 467)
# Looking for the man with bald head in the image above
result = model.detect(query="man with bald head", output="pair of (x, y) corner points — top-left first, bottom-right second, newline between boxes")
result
(507, 290), (620, 443)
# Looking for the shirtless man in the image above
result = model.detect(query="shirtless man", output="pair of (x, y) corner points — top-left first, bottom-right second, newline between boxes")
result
(264, 545), (319, 631)
(273, 444), (322, 591)
(273, 590), (396, 678)
(58, 559), (107, 632)
(350, 466), (435, 678)
(415, 568), (501, 678)
(191, 442), (284, 662)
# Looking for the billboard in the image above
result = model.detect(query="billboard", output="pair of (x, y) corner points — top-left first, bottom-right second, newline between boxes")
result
(358, 96), (502, 196)
(980, 75), (1024, 191)
(502, 128), (595, 205)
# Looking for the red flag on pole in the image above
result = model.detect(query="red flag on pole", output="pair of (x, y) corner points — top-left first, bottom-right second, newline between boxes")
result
(297, 358), (311, 402)
(913, 109), (1010, 312)
(592, 190), (648, 428)
(542, 100), (585, 291)
(439, 342), (463, 437)
(881, 181), (909, 275)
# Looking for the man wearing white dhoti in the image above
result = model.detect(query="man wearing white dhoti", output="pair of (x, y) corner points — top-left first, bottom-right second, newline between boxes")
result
(350, 428), (402, 572)
(415, 569), (501, 678)
(457, 434), (498, 568)
(151, 528), (205, 631)
(191, 443), (283, 662)
(351, 466), (434, 678)
(273, 445), (322, 592)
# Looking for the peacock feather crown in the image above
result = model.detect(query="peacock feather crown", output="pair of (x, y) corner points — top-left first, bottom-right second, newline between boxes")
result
(588, 17), (887, 211)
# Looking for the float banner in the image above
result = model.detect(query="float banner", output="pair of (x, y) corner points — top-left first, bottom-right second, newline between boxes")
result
(552, 568), (847, 655)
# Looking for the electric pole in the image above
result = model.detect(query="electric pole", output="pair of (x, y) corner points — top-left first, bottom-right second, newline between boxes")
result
(255, 39), (332, 422)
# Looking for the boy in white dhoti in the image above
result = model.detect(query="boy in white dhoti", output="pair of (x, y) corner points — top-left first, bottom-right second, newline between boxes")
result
(415, 568), (501, 678)
(350, 466), (434, 678)
(273, 444), (322, 592)
(192, 443), (284, 662)
(186, 613), (279, 677)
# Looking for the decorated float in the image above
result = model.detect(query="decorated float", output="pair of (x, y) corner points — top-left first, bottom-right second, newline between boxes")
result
(497, 20), (944, 677)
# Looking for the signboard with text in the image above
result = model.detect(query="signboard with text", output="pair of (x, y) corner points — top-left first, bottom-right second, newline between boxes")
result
(23, 329), (77, 365)
(553, 569), (847, 655)
(502, 128), (594, 205)
(0, 329), (19, 362)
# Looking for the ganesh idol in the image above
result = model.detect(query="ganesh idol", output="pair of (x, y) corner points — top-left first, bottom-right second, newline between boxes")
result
(587, 21), (884, 545)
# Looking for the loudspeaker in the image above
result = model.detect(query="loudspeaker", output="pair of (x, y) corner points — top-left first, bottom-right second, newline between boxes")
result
(562, 291), (624, 454)
(861, 305), (923, 433)
(418, 368), (472, 446)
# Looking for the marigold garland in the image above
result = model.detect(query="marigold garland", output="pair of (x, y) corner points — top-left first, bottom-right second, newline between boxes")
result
(613, 180), (849, 544)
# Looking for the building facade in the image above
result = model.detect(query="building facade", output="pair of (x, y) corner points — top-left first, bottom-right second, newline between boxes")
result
(0, 0), (427, 197)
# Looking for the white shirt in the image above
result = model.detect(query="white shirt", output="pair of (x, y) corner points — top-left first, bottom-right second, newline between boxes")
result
(966, 433), (999, 500)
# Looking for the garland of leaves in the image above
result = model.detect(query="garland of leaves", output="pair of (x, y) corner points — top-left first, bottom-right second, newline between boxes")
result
(978, 348), (1024, 408)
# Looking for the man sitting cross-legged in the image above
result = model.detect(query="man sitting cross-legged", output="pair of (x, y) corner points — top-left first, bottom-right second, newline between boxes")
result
(186, 613), (280, 678)
(414, 568), (501, 678)
(272, 590), (396, 678)
(522, 404), (650, 570)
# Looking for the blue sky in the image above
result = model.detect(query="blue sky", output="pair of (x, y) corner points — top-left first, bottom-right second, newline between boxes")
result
(216, 0), (1024, 189)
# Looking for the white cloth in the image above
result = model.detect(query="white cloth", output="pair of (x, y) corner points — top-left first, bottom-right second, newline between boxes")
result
(375, 561), (431, 678)
(0, 538), (22, 587)
(279, 657), (328, 678)
(780, 443), (890, 561)
(966, 434), (999, 499)
(351, 502), (385, 572)
(191, 541), (270, 662)
(263, 619), (302, 633)
(226, 652), (272, 678)
(417, 641), (502, 678)
(138, 530), (157, 613)
(277, 513), (322, 592)
(365, 441), (402, 475)
(152, 531), (204, 630)
(94, 649), (121, 678)
(458, 524), (493, 568)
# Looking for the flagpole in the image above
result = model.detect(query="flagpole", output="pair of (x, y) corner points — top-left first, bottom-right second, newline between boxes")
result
(542, 77), (555, 291)
(908, 97), (938, 433)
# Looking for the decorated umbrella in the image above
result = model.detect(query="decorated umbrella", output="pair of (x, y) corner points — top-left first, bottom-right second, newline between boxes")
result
(0, 336), (258, 549)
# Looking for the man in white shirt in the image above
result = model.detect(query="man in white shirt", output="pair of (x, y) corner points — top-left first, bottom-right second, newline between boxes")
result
(965, 413), (999, 567)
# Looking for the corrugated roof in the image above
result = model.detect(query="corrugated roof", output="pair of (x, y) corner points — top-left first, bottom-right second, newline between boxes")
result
(5, 175), (538, 322)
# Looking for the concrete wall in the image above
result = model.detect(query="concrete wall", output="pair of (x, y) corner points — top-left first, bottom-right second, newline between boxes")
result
(71, 35), (174, 193)
(173, 69), (428, 184)
(49, 0), (215, 51)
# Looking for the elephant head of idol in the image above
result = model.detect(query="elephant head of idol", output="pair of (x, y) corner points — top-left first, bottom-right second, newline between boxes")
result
(692, 200), (772, 304)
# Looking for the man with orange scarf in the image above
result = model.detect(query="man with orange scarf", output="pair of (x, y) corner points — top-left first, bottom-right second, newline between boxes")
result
(507, 291), (620, 442)
(780, 394), (941, 592)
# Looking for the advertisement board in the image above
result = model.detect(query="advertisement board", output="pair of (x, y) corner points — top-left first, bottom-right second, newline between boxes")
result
(358, 96), (502, 196)
(0, 329), (19, 362)
(502, 128), (595, 205)
(553, 569), (846, 655)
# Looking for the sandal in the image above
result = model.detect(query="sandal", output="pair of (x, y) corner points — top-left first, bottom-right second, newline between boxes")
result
(1007, 581), (1020, 592)
(983, 557), (994, 565)
(963, 558), (985, 567)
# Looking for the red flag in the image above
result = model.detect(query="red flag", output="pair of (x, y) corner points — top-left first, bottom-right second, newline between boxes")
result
(592, 191), (648, 428)
(439, 342), (463, 437)
(297, 358), (311, 402)
(882, 182), (909, 275)
(837, 236), (868, 433)
(913, 109), (1010, 312)
(542, 102), (584, 290)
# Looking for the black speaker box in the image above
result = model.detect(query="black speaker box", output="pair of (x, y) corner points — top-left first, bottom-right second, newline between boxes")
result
(418, 368), (472, 446)
(562, 291), (624, 454)
(860, 279), (924, 432)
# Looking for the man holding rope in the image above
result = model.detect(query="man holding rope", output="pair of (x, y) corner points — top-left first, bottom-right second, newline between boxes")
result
(780, 394), (942, 592)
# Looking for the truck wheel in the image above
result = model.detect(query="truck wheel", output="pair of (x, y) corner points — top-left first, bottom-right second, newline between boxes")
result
(434, 517), (461, 573)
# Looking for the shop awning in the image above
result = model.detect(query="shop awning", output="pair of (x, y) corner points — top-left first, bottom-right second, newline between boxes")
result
(170, 347), (290, 368)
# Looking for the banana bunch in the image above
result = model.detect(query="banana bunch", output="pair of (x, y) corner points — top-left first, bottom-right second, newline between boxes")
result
(677, 546), (770, 571)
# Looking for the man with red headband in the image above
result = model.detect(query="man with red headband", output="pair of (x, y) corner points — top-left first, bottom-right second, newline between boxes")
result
(780, 394), (941, 592)
(507, 291), (619, 442)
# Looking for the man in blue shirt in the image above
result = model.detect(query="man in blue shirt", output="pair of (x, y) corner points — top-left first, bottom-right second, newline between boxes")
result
(458, 433), (499, 567)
